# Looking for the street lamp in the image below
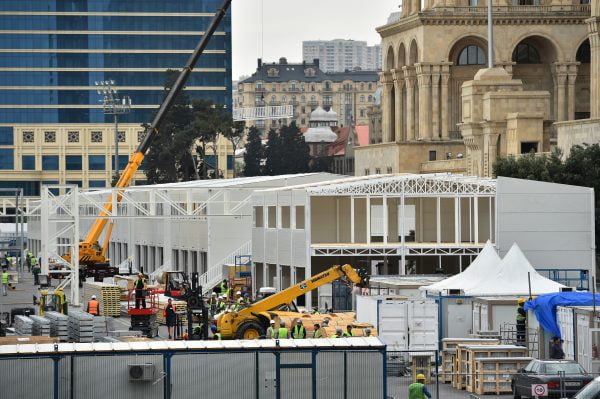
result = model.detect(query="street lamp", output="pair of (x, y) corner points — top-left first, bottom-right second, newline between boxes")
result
(95, 80), (132, 181)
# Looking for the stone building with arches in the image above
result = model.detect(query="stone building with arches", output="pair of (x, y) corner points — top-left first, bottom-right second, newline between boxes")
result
(355, 1), (591, 176)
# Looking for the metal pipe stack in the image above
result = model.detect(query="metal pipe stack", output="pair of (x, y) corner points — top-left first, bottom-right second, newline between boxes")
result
(13, 315), (33, 335)
(30, 315), (51, 336)
(45, 311), (69, 341)
(68, 310), (94, 343)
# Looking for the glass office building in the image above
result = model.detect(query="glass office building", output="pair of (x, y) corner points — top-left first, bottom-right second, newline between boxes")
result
(0, 0), (232, 198)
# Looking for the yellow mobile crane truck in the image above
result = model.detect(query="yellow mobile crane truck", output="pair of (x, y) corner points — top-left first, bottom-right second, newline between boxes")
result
(62, 0), (232, 282)
(217, 264), (370, 339)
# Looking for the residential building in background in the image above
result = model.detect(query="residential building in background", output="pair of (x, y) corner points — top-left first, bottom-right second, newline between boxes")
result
(0, 0), (233, 209)
(303, 40), (381, 73)
(355, 0), (590, 177)
(238, 58), (379, 134)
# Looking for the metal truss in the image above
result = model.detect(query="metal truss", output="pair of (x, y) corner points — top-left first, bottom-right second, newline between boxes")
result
(40, 185), (80, 306)
(311, 244), (485, 257)
(307, 173), (496, 197)
(233, 105), (294, 121)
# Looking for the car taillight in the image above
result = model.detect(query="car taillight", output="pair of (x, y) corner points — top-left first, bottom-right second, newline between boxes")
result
(547, 381), (560, 389)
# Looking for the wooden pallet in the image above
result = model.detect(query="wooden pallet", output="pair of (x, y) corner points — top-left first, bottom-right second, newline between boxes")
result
(462, 345), (529, 393)
(448, 339), (499, 389)
(156, 298), (187, 325)
(84, 282), (122, 317)
(441, 349), (455, 383)
(473, 357), (532, 395)
(442, 337), (500, 351)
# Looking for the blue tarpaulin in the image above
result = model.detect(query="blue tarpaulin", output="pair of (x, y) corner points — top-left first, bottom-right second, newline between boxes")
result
(524, 292), (600, 338)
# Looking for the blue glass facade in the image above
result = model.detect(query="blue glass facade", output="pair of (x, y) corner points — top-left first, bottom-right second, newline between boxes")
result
(0, 0), (232, 124)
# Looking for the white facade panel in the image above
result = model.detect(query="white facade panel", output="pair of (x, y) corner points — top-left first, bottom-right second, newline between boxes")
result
(557, 306), (575, 360)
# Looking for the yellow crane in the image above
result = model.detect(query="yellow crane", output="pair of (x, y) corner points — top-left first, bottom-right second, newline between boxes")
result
(217, 264), (370, 339)
(61, 0), (233, 281)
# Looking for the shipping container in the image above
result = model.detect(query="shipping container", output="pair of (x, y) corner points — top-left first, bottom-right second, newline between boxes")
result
(556, 306), (600, 373)
(355, 295), (438, 351)
(472, 297), (520, 333)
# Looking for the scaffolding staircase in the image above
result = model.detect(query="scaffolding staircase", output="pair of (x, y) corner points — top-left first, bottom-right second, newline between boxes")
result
(199, 240), (252, 294)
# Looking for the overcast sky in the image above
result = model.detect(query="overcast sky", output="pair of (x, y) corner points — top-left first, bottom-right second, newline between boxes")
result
(231, 0), (400, 79)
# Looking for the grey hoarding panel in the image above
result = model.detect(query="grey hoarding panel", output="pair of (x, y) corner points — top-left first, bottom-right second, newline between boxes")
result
(281, 368), (311, 399)
(347, 351), (384, 399)
(316, 351), (345, 399)
(259, 352), (276, 399)
(2, 358), (54, 398)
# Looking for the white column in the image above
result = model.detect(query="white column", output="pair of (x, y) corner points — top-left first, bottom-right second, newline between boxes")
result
(304, 200), (312, 307)
(383, 195), (388, 244)
(454, 197), (460, 244)
(400, 193), (406, 275)
(366, 196), (371, 244)
(336, 198), (340, 242)
(351, 196), (355, 243)
(436, 197), (441, 244)
(474, 196), (479, 244)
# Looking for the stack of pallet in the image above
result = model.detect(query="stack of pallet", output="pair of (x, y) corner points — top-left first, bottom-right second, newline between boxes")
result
(68, 310), (94, 343)
(14, 315), (33, 335)
(30, 315), (51, 336)
(45, 311), (69, 341)
(473, 356), (532, 395)
(442, 338), (499, 386)
(84, 282), (121, 316)
(156, 297), (187, 325)
(460, 345), (529, 394)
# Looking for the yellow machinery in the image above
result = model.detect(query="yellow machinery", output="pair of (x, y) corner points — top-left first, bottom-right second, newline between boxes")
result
(35, 288), (67, 316)
(217, 264), (370, 339)
(61, 0), (233, 281)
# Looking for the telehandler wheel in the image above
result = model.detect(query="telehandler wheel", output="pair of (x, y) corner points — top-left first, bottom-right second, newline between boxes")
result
(235, 321), (265, 339)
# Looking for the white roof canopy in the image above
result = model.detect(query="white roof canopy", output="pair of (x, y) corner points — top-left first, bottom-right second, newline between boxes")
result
(421, 241), (501, 294)
(467, 243), (565, 296)
(422, 242), (565, 296)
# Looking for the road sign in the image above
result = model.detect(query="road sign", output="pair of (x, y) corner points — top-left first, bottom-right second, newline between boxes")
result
(531, 384), (548, 397)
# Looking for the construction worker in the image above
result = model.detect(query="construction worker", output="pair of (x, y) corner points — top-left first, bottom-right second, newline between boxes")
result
(211, 325), (222, 340)
(276, 321), (288, 339)
(31, 257), (40, 285)
(86, 295), (100, 316)
(1, 268), (8, 296)
(292, 319), (306, 339)
(312, 323), (326, 338)
(208, 292), (218, 316)
(342, 325), (355, 337)
(408, 374), (432, 399)
(364, 328), (372, 337)
(322, 318), (330, 328)
(330, 328), (343, 338)
(243, 293), (251, 304)
(164, 298), (176, 339)
(266, 320), (276, 339)
(134, 272), (147, 309)
(232, 291), (243, 311)
(516, 298), (527, 346)
(220, 279), (230, 298)
(311, 306), (320, 314)
(218, 295), (227, 312)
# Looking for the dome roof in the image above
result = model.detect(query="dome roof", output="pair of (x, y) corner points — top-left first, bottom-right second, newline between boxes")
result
(304, 126), (338, 143)
(310, 106), (336, 122)
(326, 108), (338, 118)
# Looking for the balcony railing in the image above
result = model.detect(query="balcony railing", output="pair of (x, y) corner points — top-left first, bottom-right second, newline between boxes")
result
(255, 87), (266, 92)
(308, 100), (319, 106)
(425, 4), (590, 16)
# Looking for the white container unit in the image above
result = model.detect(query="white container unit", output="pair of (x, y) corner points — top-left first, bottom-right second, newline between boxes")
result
(472, 297), (520, 333)
(557, 306), (576, 361)
(556, 306), (600, 373)
(356, 295), (438, 351)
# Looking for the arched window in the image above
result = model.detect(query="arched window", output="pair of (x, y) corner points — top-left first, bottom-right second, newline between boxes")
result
(368, 83), (373, 90)
(512, 43), (541, 64)
(368, 95), (373, 102)
(360, 95), (365, 103)
(301, 95), (306, 102)
(577, 40), (590, 63)
(457, 45), (485, 65)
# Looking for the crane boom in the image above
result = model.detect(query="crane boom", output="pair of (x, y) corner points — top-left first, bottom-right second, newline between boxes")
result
(72, 0), (232, 266)
(238, 264), (369, 316)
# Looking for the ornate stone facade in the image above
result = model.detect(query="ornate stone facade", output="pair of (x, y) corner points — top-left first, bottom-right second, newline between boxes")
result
(356, 1), (591, 176)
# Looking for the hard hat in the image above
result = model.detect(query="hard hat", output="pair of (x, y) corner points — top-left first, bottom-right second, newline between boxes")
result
(296, 319), (302, 324)
(336, 328), (342, 334)
(518, 298), (526, 304)
(280, 321), (286, 327)
(244, 293), (250, 297)
(211, 292), (217, 296)
(138, 272), (143, 276)
(91, 295), (96, 299)
(211, 325), (217, 332)
(416, 374), (426, 381)
(270, 320), (275, 324)
(236, 291), (241, 295)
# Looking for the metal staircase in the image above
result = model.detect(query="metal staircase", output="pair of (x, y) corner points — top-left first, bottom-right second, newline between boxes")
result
(199, 240), (252, 293)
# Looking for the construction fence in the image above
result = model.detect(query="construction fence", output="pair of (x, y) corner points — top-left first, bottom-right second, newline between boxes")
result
(0, 341), (387, 399)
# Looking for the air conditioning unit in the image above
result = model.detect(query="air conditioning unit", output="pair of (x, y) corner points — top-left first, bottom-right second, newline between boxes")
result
(560, 287), (575, 292)
(128, 364), (155, 381)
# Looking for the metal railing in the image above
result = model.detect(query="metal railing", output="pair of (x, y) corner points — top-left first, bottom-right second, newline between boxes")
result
(199, 240), (252, 292)
(537, 268), (590, 290)
(425, 4), (590, 15)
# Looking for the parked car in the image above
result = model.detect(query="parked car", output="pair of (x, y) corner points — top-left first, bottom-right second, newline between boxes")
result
(574, 376), (600, 398)
(512, 359), (594, 398)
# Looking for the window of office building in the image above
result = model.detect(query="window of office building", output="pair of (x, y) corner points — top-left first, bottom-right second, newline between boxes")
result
(22, 155), (35, 170)
(0, 149), (14, 169)
(89, 180), (105, 188)
(65, 155), (82, 170)
(0, 127), (13, 145)
(88, 155), (105, 170)
(42, 155), (59, 170)
(111, 155), (129, 170)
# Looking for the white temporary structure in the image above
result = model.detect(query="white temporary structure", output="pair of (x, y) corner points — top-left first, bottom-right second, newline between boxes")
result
(467, 243), (565, 296)
(421, 241), (501, 294)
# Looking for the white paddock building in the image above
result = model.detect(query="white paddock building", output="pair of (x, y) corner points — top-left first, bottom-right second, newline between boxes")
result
(251, 174), (596, 306)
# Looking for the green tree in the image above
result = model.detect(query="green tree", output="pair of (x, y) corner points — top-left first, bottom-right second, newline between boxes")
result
(243, 126), (263, 177)
(263, 128), (281, 176)
(264, 123), (311, 175)
(223, 121), (245, 178)
(495, 144), (600, 250)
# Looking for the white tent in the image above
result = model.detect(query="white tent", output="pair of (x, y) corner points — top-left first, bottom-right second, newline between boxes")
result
(466, 243), (565, 296)
(421, 241), (502, 294)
